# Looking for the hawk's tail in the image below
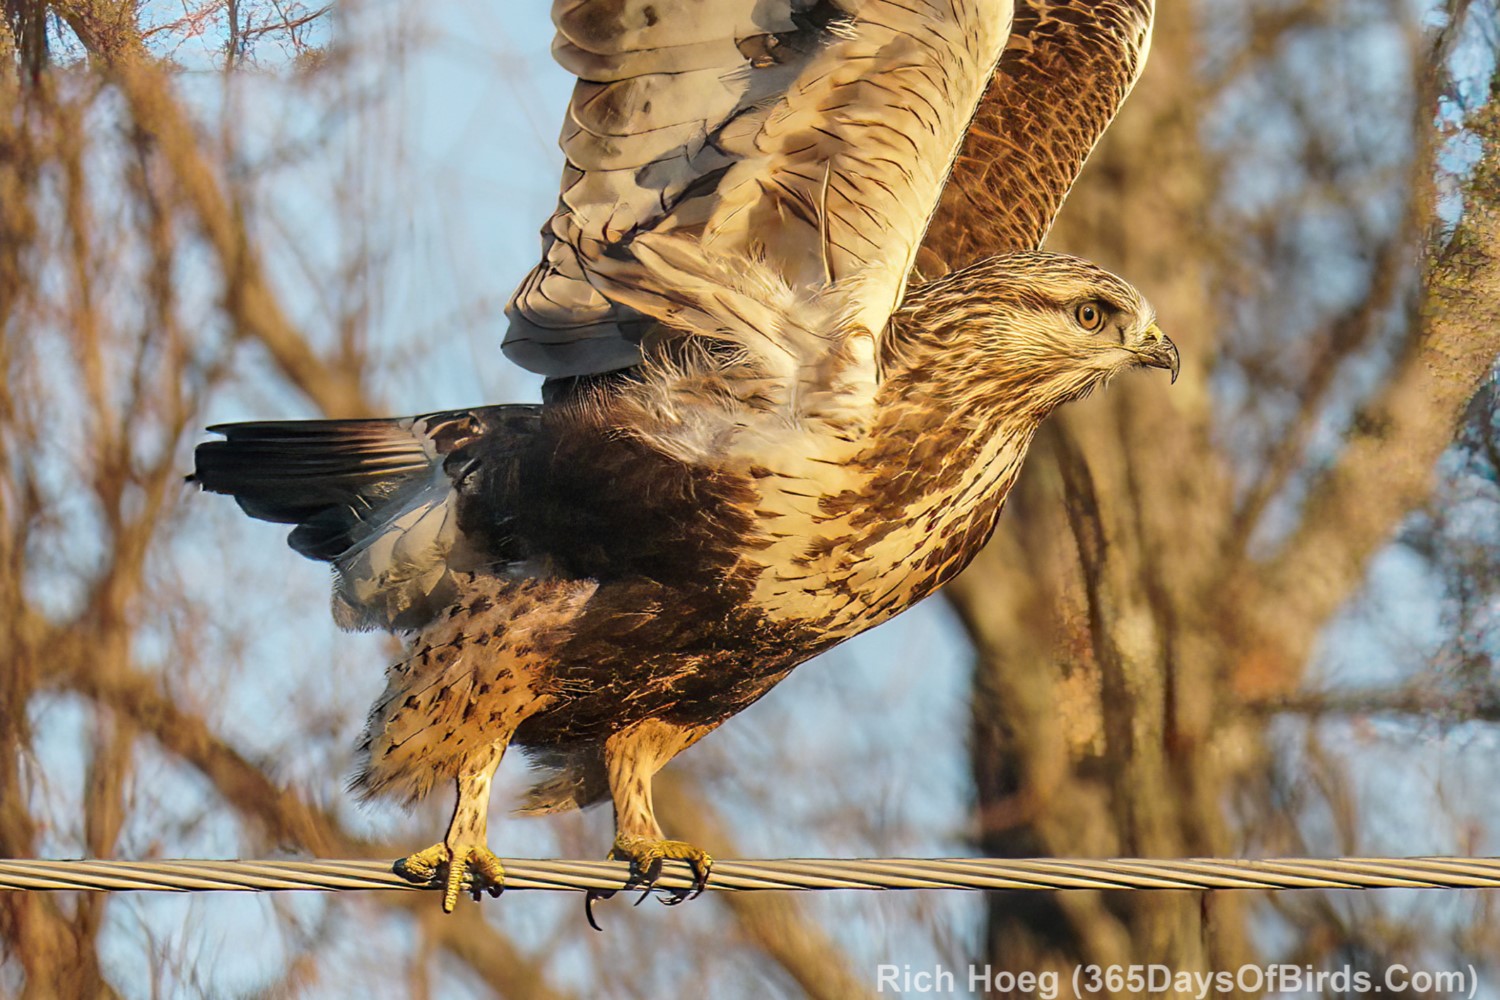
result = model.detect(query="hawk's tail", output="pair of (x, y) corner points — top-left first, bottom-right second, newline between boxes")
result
(193, 417), (434, 560)
(191, 405), (540, 630)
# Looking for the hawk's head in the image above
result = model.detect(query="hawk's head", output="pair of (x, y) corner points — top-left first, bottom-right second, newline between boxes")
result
(888, 251), (1178, 420)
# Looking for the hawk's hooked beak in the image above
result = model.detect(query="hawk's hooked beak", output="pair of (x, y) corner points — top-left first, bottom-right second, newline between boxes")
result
(1133, 323), (1180, 384)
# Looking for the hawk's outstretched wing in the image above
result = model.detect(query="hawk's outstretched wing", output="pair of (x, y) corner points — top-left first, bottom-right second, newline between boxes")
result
(504, 0), (1014, 377)
(920, 0), (1156, 269)
(505, 0), (1156, 381)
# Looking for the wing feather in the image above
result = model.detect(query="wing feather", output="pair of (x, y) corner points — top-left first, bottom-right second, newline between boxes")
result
(919, 0), (1155, 271)
(505, 0), (1014, 379)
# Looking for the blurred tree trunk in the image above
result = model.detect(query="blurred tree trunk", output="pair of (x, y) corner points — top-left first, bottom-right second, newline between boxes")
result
(954, 5), (1244, 978)
(954, 0), (1500, 990)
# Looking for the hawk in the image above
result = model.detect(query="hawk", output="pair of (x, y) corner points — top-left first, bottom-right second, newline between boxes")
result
(192, 0), (1171, 916)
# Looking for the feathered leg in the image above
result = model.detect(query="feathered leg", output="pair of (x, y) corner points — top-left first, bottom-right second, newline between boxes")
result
(396, 740), (508, 912)
(585, 719), (711, 928)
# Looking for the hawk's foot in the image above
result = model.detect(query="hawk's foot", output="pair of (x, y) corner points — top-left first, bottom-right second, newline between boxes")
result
(612, 834), (713, 897)
(395, 842), (506, 913)
(585, 834), (713, 930)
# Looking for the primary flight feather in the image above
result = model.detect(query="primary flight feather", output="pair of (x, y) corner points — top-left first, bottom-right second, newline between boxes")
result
(193, 0), (1169, 916)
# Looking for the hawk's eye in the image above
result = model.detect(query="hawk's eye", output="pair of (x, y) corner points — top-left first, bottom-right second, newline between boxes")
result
(1075, 302), (1105, 332)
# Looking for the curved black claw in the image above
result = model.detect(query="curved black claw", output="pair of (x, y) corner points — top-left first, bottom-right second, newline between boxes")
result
(584, 887), (614, 931)
(583, 837), (713, 928)
(658, 855), (712, 906)
(626, 855), (665, 904)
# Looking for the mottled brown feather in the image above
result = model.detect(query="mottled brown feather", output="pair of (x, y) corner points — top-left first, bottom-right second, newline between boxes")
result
(920, 0), (1155, 270)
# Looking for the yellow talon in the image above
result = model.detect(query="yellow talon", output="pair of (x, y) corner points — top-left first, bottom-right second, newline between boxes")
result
(609, 833), (713, 898)
(396, 843), (447, 883)
(586, 834), (712, 929)
(395, 843), (506, 912)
